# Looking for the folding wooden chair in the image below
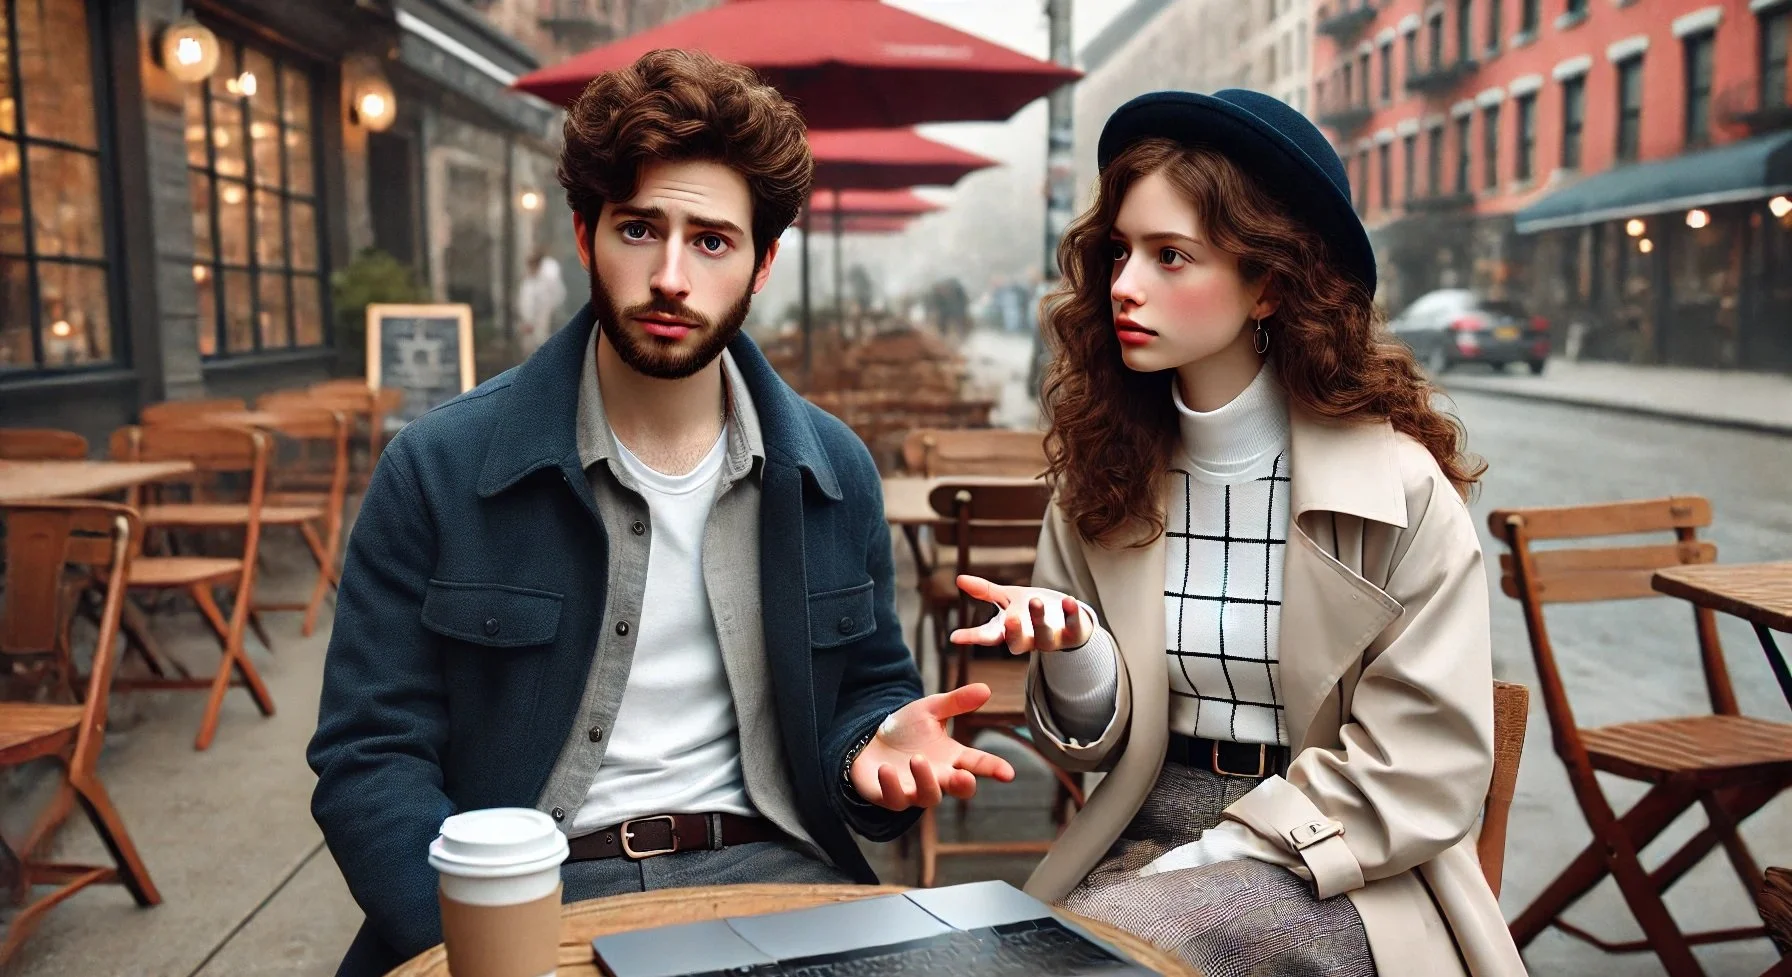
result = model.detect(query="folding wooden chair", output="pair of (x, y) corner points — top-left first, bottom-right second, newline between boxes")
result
(0, 428), (88, 460)
(1480, 680), (1531, 897)
(1491, 497), (1792, 976)
(233, 406), (351, 636)
(138, 397), (246, 427)
(912, 480), (1085, 887)
(108, 426), (277, 750)
(0, 500), (160, 964)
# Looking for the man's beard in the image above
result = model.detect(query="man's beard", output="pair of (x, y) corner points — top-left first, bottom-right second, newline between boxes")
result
(591, 266), (753, 381)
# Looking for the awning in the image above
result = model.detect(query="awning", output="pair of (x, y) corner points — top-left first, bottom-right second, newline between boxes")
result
(1514, 132), (1792, 233)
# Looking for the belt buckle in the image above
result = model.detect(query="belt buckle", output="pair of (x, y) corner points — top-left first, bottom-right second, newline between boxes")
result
(620, 815), (678, 858)
(1211, 742), (1268, 779)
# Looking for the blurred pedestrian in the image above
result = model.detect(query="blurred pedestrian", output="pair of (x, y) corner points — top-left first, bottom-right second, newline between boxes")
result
(516, 249), (567, 357)
(953, 90), (1522, 976)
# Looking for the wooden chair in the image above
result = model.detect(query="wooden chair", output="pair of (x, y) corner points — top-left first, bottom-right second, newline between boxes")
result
(242, 406), (351, 636)
(1490, 497), (1792, 976)
(1762, 866), (1791, 964)
(1479, 680), (1531, 897)
(900, 429), (1046, 479)
(913, 480), (1085, 888)
(0, 500), (160, 964)
(0, 428), (88, 460)
(304, 382), (403, 489)
(108, 426), (278, 750)
(139, 397), (246, 427)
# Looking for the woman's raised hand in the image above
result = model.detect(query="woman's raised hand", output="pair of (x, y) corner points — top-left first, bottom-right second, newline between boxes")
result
(950, 575), (1093, 654)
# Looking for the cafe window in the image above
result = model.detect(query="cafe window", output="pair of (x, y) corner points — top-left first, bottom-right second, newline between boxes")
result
(1516, 93), (1537, 181)
(1561, 75), (1586, 169)
(0, 0), (116, 375)
(1616, 55), (1645, 163)
(1684, 31), (1715, 147)
(186, 32), (325, 358)
(1763, 8), (1789, 110)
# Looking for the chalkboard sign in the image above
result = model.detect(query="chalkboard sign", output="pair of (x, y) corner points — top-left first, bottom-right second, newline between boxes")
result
(366, 303), (475, 432)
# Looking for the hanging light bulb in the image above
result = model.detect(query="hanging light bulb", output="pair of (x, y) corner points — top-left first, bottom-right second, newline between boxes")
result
(1638, 238), (1654, 253)
(1685, 208), (1709, 229)
(159, 16), (221, 84)
(1625, 218), (1645, 237)
(1771, 196), (1791, 219)
(519, 190), (543, 211)
(349, 59), (398, 133)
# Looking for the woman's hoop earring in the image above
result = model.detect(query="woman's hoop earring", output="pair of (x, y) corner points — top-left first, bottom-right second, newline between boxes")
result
(1253, 317), (1270, 355)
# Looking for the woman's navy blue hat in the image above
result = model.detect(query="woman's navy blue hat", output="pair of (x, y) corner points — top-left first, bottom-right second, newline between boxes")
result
(1097, 89), (1377, 296)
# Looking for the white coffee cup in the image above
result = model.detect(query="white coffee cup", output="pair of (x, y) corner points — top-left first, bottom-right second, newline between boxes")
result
(429, 808), (569, 977)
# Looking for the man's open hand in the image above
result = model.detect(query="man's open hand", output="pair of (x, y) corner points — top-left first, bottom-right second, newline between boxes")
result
(848, 684), (1017, 811)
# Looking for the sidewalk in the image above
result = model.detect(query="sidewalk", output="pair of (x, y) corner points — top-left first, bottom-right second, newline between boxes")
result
(1438, 358), (1792, 436)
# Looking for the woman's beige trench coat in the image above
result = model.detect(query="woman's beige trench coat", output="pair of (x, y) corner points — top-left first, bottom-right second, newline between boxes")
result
(1023, 408), (1528, 977)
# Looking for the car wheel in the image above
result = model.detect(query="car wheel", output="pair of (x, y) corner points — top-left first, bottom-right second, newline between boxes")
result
(1527, 360), (1546, 376)
(1425, 346), (1449, 375)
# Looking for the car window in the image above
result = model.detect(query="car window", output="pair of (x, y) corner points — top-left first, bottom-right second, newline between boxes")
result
(1478, 299), (1528, 318)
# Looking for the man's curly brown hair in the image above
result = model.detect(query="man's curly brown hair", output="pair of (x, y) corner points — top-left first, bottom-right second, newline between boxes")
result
(557, 49), (813, 266)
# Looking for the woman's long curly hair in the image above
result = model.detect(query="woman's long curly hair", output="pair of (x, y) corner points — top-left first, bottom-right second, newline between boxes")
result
(1040, 138), (1484, 547)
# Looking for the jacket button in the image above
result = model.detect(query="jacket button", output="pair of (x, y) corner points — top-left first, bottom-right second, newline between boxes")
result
(837, 616), (856, 635)
(483, 618), (500, 637)
(550, 807), (565, 822)
(588, 725), (604, 743)
(631, 521), (645, 535)
(615, 621), (630, 636)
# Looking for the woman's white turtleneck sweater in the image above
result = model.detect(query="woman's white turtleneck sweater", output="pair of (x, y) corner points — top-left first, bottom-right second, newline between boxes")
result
(1040, 363), (1293, 745)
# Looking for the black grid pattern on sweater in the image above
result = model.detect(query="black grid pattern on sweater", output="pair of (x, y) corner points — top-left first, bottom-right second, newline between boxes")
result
(1166, 454), (1288, 743)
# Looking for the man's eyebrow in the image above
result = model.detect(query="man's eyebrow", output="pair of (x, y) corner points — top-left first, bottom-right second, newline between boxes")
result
(612, 204), (746, 238)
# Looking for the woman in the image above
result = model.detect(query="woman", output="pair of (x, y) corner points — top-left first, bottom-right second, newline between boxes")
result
(952, 90), (1527, 975)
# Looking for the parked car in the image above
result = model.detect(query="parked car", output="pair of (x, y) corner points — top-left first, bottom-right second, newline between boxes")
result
(1389, 289), (1551, 375)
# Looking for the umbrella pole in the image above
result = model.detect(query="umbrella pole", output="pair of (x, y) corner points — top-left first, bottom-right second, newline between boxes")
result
(801, 201), (813, 383)
(833, 201), (845, 339)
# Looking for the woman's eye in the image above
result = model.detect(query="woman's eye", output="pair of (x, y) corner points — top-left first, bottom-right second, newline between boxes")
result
(1159, 248), (1186, 266)
(1108, 242), (1128, 261)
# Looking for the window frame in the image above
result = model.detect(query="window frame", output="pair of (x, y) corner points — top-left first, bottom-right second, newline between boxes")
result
(1482, 103), (1501, 191)
(1520, 0), (1540, 33)
(185, 26), (331, 360)
(1403, 132), (1418, 203)
(1455, 113), (1473, 192)
(1380, 40), (1393, 102)
(1762, 7), (1789, 110)
(1457, 0), (1475, 63)
(1515, 92), (1537, 181)
(1561, 75), (1586, 169)
(0, 0), (126, 379)
(1683, 30), (1715, 148)
(1427, 122), (1444, 195)
(1378, 140), (1392, 210)
(1616, 55), (1645, 163)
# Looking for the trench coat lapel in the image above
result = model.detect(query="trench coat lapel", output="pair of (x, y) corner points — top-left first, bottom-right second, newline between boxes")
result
(1276, 410), (1408, 751)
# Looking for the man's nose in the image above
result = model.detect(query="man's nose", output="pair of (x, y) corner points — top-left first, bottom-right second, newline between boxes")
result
(650, 244), (691, 300)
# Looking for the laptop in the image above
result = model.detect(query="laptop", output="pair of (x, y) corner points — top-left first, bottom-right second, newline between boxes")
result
(591, 880), (1158, 977)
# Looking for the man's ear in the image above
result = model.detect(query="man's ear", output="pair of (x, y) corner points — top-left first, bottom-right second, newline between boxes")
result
(751, 238), (780, 294)
(573, 212), (594, 270)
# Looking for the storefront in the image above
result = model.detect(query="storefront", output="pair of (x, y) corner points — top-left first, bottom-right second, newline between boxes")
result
(1515, 131), (1792, 371)
(0, 0), (566, 445)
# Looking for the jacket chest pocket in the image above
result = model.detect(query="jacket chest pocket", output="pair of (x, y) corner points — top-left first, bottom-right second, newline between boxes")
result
(422, 579), (565, 648)
(807, 580), (876, 650)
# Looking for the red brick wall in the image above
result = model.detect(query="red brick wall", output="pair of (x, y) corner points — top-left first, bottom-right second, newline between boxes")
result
(1313, 0), (1784, 225)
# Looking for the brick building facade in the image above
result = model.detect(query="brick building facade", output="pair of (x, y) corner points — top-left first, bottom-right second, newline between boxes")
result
(1313, 0), (1792, 370)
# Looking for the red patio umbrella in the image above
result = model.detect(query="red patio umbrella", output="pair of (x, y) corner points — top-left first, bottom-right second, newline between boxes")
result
(811, 188), (943, 217)
(838, 215), (918, 235)
(810, 129), (998, 191)
(513, 0), (1081, 130)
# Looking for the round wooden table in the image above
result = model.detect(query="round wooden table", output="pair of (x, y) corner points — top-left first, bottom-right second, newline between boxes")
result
(387, 883), (1198, 976)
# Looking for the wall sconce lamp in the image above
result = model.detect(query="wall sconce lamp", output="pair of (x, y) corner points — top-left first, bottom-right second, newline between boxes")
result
(158, 15), (221, 83)
(349, 61), (398, 132)
(519, 190), (543, 211)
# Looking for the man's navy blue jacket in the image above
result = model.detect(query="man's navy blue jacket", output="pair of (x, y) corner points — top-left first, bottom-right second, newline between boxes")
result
(307, 306), (923, 976)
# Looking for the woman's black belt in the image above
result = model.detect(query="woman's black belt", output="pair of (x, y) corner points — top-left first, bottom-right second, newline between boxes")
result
(1167, 732), (1289, 779)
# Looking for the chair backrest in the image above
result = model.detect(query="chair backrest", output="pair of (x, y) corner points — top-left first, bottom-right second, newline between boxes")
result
(139, 397), (247, 426)
(1478, 680), (1530, 898)
(1, 500), (138, 751)
(902, 429), (1047, 478)
(0, 428), (88, 460)
(929, 481), (1053, 689)
(1487, 496), (1733, 755)
(109, 425), (270, 538)
(309, 378), (370, 395)
(258, 405), (352, 518)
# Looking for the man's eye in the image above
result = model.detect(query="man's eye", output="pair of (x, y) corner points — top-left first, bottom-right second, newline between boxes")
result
(621, 223), (649, 240)
(698, 234), (727, 253)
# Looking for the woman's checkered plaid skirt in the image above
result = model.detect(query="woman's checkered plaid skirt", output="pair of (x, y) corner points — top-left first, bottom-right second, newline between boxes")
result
(1059, 759), (1379, 977)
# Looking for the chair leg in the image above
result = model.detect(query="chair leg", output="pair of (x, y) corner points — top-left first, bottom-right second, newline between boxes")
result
(189, 586), (276, 751)
(1699, 789), (1766, 900)
(299, 521), (337, 637)
(20, 778), (76, 861)
(1511, 783), (1696, 947)
(248, 611), (276, 655)
(70, 772), (160, 907)
(190, 584), (232, 648)
(1604, 825), (1708, 977)
(918, 806), (939, 889)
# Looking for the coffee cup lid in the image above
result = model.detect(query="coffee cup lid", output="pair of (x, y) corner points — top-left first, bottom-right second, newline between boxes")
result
(428, 808), (569, 878)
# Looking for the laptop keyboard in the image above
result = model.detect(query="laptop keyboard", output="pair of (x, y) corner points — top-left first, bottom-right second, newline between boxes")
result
(686, 918), (1140, 977)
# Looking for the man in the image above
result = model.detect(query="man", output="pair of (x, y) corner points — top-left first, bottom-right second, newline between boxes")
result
(309, 49), (1014, 977)
(515, 249), (568, 357)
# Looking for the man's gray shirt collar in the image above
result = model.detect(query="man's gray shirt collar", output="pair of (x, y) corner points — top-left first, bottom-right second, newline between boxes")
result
(575, 326), (765, 487)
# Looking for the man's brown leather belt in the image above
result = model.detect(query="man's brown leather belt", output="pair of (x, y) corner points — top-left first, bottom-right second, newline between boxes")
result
(565, 813), (782, 862)
(1167, 732), (1289, 779)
